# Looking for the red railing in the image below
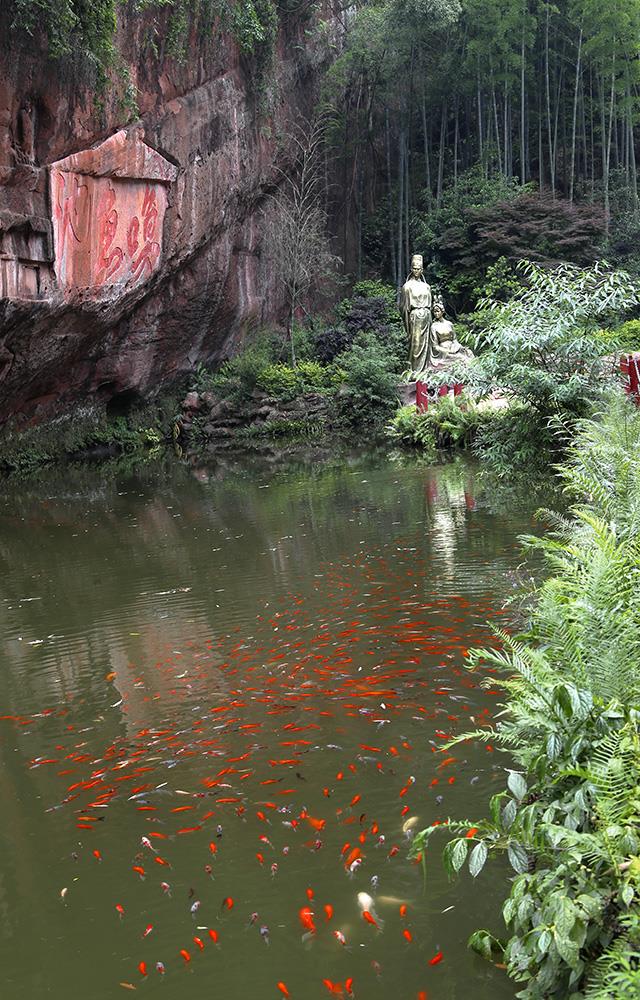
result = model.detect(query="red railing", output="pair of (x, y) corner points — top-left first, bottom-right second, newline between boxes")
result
(621, 353), (640, 405)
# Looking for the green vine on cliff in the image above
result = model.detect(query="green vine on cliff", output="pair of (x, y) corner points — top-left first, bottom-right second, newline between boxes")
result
(8, 0), (278, 77)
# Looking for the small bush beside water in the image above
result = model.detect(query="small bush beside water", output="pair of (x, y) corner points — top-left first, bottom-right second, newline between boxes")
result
(410, 394), (640, 999)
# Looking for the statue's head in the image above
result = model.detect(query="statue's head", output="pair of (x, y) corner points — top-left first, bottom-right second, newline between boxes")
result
(433, 295), (445, 319)
(410, 254), (423, 278)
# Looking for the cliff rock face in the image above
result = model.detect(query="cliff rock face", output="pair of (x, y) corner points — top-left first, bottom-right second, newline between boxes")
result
(0, 7), (337, 429)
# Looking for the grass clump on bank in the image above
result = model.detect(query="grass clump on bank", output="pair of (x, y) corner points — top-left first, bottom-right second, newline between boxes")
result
(410, 392), (640, 998)
(0, 401), (173, 476)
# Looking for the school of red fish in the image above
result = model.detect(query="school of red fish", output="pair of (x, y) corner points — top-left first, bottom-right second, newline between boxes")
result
(5, 531), (511, 998)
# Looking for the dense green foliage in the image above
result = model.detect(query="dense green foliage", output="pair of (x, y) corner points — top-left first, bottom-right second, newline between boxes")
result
(388, 397), (493, 453)
(326, 0), (640, 298)
(466, 261), (640, 418)
(193, 282), (405, 433)
(7, 0), (279, 78)
(410, 394), (640, 998)
(0, 405), (168, 474)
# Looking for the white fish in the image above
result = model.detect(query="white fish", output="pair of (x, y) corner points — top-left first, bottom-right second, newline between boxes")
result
(402, 816), (419, 834)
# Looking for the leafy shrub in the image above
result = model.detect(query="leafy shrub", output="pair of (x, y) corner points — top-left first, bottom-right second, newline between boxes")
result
(387, 405), (438, 451)
(256, 360), (339, 399)
(313, 325), (355, 364)
(351, 279), (398, 308)
(387, 396), (494, 452)
(411, 394), (640, 999)
(472, 256), (524, 305)
(199, 333), (278, 402)
(334, 333), (400, 431)
(469, 261), (640, 420)
(408, 170), (607, 310)
(472, 403), (557, 476)
(314, 286), (406, 370)
(592, 318), (640, 355)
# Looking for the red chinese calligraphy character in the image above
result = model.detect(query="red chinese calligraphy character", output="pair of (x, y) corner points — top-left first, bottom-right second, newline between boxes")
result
(130, 184), (160, 282)
(96, 184), (124, 285)
(55, 172), (91, 263)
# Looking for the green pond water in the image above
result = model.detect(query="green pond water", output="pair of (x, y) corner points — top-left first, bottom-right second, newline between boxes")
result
(0, 447), (548, 1000)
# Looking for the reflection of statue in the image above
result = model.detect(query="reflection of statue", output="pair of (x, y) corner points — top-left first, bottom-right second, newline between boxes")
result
(401, 253), (432, 379)
(428, 298), (474, 370)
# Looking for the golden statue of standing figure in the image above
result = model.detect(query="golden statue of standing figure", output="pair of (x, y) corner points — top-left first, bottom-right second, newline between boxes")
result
(400, 253), (432, 379)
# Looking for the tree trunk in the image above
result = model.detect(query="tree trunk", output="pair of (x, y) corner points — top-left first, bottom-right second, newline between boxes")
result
(477, 67), (484, 172)
(421, 92), (432, 203)
(453, 98), (459, 186)
(628, 78), (639, 213)
(397, 132), (404, 289)
(385, 109), (397, 287)
(404, 132), (410, 271)
(606, 60), (616, 227)
(545, 4), (555, 197)
(436, 99), (447, 207)
(520, 10), (526, 183)
(569, 27), (582, 202)
(492, 79), (503, 175)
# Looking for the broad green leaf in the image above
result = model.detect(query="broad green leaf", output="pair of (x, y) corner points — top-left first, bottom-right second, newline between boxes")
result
(469, 840), (488, 878)
(622, 884), (634, 907)
(507, 841), (529, 874)
(451, 838), (468, 873)
(507, 771), (527, 802)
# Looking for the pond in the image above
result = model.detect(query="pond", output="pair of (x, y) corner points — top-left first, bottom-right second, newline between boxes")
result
(0, 448), (548, 999)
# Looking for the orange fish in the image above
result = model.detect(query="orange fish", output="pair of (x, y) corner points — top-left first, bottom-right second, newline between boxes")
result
(92, 849), (102, 862)
(306, 887), (314, 901)
(277, 984), (290, 998)
(193, 936), (205, 950)
(345, 979), (354, 997)
(306, 815), (326, 832)
(400, 904), (408, 918)
(138, 962), (147, 976)
(180, 949), (191, 963)
(132, 866), (145, 879)
(322, 980), (344, 996)
(222, 896), (234, 911)
(403, 929), (413, 943)
(324, 904), (333, 921)
(428, 951), (443, 966)
(362, 910), (379, 929)
(142, 924), (153, 938)
(208, 928), (219, 943)
(344, 847), (362, 869)
(115, 904), (125, 918)
(154, 856), (171, 867)
(298, 906), (316, 935)
(350, 794), (361, 807)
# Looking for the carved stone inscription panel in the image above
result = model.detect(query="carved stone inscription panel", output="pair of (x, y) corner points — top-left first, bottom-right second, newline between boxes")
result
(49, 130), (177, 295)
(51, 171), (168, 290)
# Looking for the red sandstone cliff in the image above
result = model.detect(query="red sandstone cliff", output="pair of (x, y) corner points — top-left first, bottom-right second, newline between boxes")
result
(0, 6), (340, 429)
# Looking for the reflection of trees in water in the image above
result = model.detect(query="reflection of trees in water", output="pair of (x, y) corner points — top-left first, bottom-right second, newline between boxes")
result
(0, 450), (549, 717)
